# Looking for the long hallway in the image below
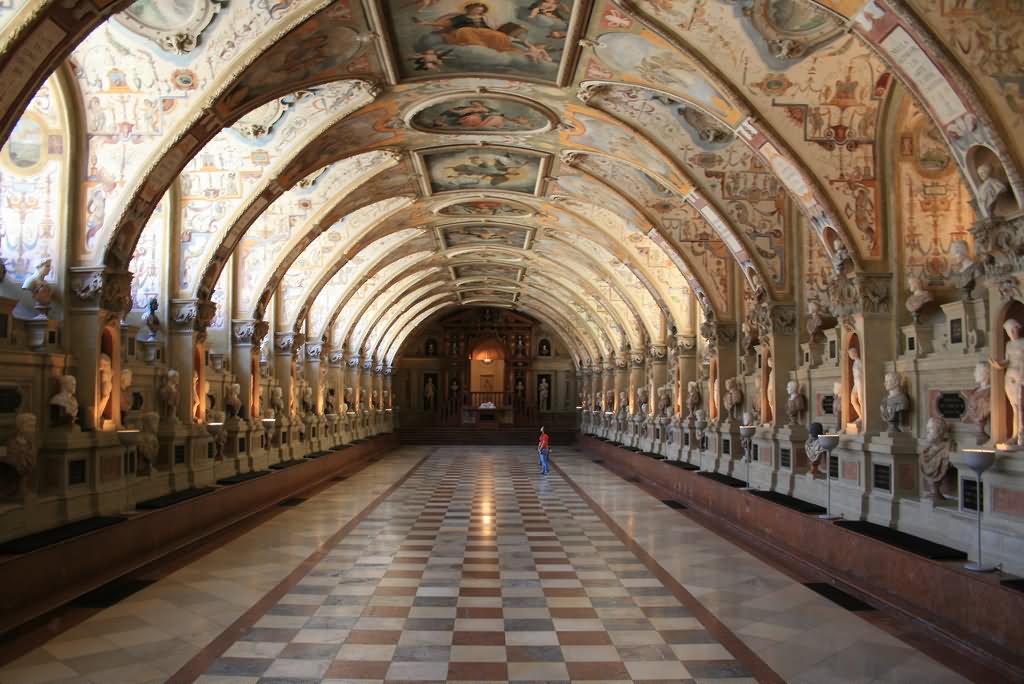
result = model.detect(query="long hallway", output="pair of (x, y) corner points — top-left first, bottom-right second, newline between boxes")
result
(0, 447), (979, 684)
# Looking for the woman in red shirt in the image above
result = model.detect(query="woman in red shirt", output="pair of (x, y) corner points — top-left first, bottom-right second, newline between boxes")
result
(538, 427), (550, 475)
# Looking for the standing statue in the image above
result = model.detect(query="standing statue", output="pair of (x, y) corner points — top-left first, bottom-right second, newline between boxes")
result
(604, 389), (615, 413)
(2, 413), (36, 496)
(723, 378), (743, 421)
(226, 383), (242, 418)
(50, 374), (79, 427)
(991, 319), (1024, 448)
(159, 369), (180, 421)
(301, 385), (314, 414)
(831, 239), (851, 275)
(686, 381), (701, 419)
(904, 274), (934, 323)
(848, 347), (864, 427)
(879, 371), (910, 432)
(371, 389), (380, 411)
(190, 370), (202, 423)
(344, 386), (355, 412)
(805, 421), (825, 475)
(637, 387), (650, 416)
(657, 386), (672, 418)
(538, 377), (550, 410)
(785, 380), (807, 426)
(96, 353), (114, 425)
(966, 361), (992, 444)
(948, 239), (977, 300)
(143, 297), (161, 340)
(919, 417), (956, 500)
(765, 354), (776, 424)
(138, 411), (160, 476)
(424, 377), (436, 410)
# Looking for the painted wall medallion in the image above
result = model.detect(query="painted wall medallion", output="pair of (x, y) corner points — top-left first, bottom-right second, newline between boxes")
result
(438, 199), (533, 216)
(411, 96), (551, 133)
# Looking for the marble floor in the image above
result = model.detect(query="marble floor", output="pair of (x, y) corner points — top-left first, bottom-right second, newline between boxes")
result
(0, 446), (984, 684)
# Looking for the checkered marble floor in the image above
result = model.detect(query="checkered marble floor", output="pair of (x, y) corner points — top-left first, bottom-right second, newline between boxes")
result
(196, 449), (755, 684)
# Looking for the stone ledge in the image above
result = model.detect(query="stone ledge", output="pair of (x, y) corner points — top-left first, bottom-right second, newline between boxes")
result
(576, 433), (1024, 668)
(0, 434), (398, 636)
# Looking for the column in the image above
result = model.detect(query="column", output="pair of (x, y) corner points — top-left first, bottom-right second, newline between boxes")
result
(614, 357), (628, 412)
(305, 342), (325, 415)
(649, 344), (668, 406)
(273, 332), (304, 419)
(327, 349), (344, 413)
(628, 352), (644, 414)
(231, 319), (269, 420)
(676, 335), (697, 416)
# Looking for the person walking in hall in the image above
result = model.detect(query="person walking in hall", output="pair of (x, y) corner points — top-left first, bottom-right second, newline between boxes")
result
(538, 426), (550, 475)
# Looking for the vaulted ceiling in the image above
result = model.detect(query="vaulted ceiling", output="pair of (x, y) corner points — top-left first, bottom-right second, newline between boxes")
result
(0, 0), (1019, 366)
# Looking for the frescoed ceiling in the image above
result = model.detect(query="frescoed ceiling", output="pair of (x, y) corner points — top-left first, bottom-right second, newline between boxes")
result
(0, 0), (1014, 368)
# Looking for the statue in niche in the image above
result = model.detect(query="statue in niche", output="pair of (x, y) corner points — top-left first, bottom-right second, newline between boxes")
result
(966, 361), (991, 444)
(765, 354), (776, 425)
(832, 381), (843, 426)
(190, 370), (201, 423)
(204, 379), (223, 423)
(975, 162), (1008, 216)
(344, 386), (354, 412)
(538, 377), (550, 409)
(96, 353), (114, 425)
(424, 377), (435, 410)
(848, 347), (864, 428)
(325, 388), (337, 414)
(617, 391), (628, 419)
(723, 378), (743, 421)
(879, 371), (910, 432)
(2, 412), (36, 496)
(539, 339), (551, 356)
(226, 383), (242, 418)
(515, 335), (525, 356)
(919, 417), (957, 500)
(786, 381), (807, 426)
(22, 258), (53, 313)
(514, 377), (524, 398)
(383, 389), (391, 410)
(143, 297), (161, 340)
(138, 412), (160, 476)
(159, 369), (179, 422)
(686, 381), (701, 419)
(301, 384), (314, 414)
(371, 389), (380, 411)
(120, 368), (134, 414)
(805, 421), (825, 475)
(50, 374), (79, 427)
(605, 389), (615, 414)
(991, 318), (1024, 448)
(288, 360), (298, 417)
(904, 274), (934, 324)
(425, 338), (437, 356)
(948, 240), (977, 301)
(740, 319), (757, 355)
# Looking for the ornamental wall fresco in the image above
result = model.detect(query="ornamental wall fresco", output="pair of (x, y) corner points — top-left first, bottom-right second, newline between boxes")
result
(0, 76), (66, 287)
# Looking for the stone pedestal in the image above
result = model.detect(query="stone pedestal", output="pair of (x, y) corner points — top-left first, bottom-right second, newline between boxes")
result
(772, 424), (809, 495)
(713, 420), (741, 476)
(900, 323), (934, 359)
(866, 431), (922, 525)
(38, 429), (126, 523)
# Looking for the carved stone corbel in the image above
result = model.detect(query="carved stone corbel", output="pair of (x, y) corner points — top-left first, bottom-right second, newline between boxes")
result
(971, 213), (1024, 277)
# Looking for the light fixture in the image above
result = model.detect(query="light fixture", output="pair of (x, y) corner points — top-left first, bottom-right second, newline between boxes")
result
(962, 448), (998, 572)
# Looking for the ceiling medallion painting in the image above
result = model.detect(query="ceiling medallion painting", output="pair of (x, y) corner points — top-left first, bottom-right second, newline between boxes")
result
(409, 94), (554, 134)
(442, 224), (530, 249)
(743, 0), (844, 61)
(384, 0), (577, 82)
(116, 0), (224, 54)
(420, 147), (546, 194)
(452, 263), (524, 280)
(436, 198), (534, 216)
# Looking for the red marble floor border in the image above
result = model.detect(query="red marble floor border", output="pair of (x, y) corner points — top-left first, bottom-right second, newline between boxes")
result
(165, 450), (432, 684)
(550, 459), (787, 684)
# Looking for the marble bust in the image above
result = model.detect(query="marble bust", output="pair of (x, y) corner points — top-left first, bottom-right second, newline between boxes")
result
(50, 374), (79, 427)
(904, 274), (934, 323)
(22, 258), (53, 311)
(948, 239), (977, 300)
(119, 368), (134, 413)
(879, 371), (910, 432)
(805, 421), (825, 475)
(138, 412), (160, 477)
(159, 369), (180, 421)
(785, 380), (806, 426)
(975, 162), (1007, 215)
(919, 417), (955, 500)
(686, 381), (701, 419)
(966, 361), (991, 444)
(723, 378), (743, 421)
(226, 383), (242, 418)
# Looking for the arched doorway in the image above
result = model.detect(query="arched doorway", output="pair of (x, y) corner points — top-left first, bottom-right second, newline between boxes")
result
(470, 337), (507, 406)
